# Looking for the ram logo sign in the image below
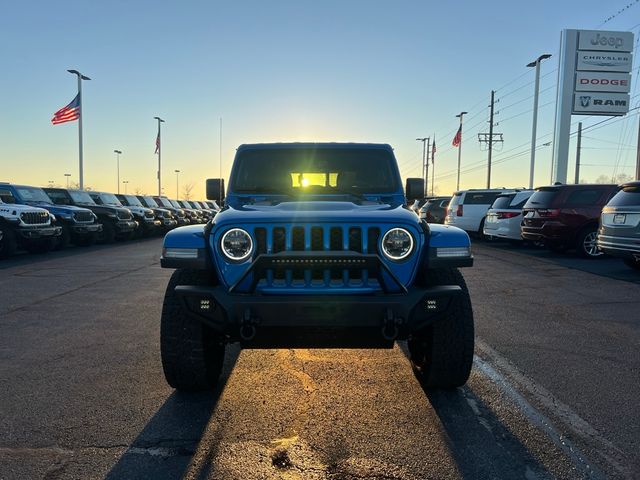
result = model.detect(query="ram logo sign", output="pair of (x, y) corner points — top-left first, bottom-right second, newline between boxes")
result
(573, 92), (630, 115)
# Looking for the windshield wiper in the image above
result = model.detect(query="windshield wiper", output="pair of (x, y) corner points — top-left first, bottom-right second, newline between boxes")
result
(331, 189), (369, 202)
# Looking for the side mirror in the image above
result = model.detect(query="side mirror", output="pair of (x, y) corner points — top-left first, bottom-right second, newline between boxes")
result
(405, 178), (424, 202)
(206, 178), (225, 204)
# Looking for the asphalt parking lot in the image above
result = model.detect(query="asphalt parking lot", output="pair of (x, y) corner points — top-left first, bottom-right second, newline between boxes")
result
(0, 238), (638, 479)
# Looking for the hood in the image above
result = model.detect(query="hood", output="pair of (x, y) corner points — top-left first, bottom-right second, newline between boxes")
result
(81, 204), (130, 216)
(28, 202), (93, 217)
(0, 203), (50, 214)
(213, 201), (420, 227)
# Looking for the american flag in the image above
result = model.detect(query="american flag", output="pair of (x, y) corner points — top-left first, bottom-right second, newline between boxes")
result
(155, 127), (160, 154)
(431, 137), (436, 163)
(452, 126), (461, 147)
(51, 94), (80, 125)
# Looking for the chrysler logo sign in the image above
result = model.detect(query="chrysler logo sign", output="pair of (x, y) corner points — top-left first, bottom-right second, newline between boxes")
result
(576, 51), (633, 73)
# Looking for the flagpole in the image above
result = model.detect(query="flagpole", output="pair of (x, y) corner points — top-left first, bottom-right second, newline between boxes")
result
(67, 70), (90, 190)
(455, 111), (467, 191)
(431, 134), (436, 196)
(154, 117), (165, 196)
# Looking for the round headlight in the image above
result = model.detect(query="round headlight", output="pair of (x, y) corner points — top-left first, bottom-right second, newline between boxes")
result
(221, 228), (253, 261)
(381, 228), (414, 261)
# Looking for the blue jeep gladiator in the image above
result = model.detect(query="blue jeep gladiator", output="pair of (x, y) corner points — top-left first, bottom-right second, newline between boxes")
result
(160, 143), (474, 390)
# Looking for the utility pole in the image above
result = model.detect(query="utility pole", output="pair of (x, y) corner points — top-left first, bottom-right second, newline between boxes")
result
(114, 149), (122, 194)
(575, 122), (582, 184)
(67, 69), (90, 189)
(154, 117), (165, 196)
(478, 91), (503, 188)
(455, 112), (467, 191)
(527, 54), (552, 189)
(416, 137), (429, 196)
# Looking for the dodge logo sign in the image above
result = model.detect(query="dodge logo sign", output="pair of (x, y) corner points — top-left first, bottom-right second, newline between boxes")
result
(575, 72), (632, 93)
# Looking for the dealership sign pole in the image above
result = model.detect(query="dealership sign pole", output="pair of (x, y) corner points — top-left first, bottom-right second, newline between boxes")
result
(552, 29), (634, 184)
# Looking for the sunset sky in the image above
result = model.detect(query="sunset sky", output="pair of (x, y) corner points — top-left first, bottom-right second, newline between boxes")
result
(1, 0), (638, 199)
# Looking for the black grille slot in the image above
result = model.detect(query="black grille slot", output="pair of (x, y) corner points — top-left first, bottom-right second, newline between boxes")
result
(348, 227), (362, 253)
(330, 227), (343, 250)
(255, 228), (267, 255)
(367, 227), (380, 254)
(292, 227), (305, 251)
(311, 227), (323, 251)
(116, 210), (132, 220)
(273, 227), (285, 253)
(20, 211), (49, 225)
(73, 211), (94, 222)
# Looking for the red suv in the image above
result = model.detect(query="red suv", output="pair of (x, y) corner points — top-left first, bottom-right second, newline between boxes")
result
(521, 184), (618, 258)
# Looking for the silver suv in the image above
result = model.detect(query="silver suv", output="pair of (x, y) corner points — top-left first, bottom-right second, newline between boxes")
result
(597, 181), (640, 270)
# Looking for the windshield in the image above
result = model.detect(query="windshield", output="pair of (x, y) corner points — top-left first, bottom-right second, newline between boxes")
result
(524, 189), (558, 208)
(69, 190), (96, 205)
(141, 196), (158, 208)
(155, 197), (173, 208)
(98, 193), (122, 206)
(15, 186), (52, 204)
(122, 195), (143, 207)
(230, 147), (400, 195)
(607, 186), (640, 207)
(491, 195), (516, 210)
(170, 200), (182, 209)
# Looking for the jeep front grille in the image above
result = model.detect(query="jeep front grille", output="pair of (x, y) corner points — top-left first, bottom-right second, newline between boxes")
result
(73, 211), (94, 223)
(251, 225), (381, 290)
(20, 211), (49, 225)
(116, 210), (132, 220)
(144, 211), (154, 219)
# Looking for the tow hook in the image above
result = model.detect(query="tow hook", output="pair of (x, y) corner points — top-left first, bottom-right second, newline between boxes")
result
(239, 308), (259, 341)
(381, 308), (402, 341)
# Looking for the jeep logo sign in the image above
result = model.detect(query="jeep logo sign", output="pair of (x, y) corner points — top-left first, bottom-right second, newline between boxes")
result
(575, 72), (631, 93)
(572, 92), (630, 115)
(578, 30), (634, 52)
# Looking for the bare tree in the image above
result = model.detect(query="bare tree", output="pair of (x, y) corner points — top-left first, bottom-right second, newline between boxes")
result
(134, 187), (144, 195)
(182, 182), (195, 200)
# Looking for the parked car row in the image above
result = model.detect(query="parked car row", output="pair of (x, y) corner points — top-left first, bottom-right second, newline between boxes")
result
(0, 181), (219, 259)
(430, 183), (640, 271)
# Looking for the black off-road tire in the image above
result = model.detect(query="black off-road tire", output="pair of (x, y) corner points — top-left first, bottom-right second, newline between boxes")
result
(55, 224), (71, 250)
(25, 237), (56, 254)
(408, 268), (474, 389)
(623, 257), (640, 271)
(99, 221), (117, 244)
(161, 269), (226, 391)
(75, 232), (97, 247)
(0, 227), (18, 259)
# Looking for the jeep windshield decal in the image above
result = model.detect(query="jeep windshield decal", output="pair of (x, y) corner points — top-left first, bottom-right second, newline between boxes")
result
(230, 147), (401, 199)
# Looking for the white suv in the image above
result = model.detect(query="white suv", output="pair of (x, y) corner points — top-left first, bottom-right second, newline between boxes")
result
(483, 190), (534, 241)
(445, 189), (516, 235)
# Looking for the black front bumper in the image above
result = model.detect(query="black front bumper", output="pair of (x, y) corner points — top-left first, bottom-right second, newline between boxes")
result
(17, 226), (62, 239)
(175, 284), (461, 347)
(71, 223), (102, 235)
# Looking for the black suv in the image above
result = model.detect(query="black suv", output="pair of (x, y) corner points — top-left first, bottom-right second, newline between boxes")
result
(597, 181), (640, 270)
(44, 188), (137, 243)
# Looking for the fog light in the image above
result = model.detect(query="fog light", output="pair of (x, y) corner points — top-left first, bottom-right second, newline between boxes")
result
(436, 246), (470, 258)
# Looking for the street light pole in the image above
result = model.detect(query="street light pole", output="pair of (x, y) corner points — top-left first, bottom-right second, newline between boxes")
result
(175, 169), (180, 199)
(455, 111), (467, 191)
(154, 117), (165, 196)
(114, 150), (122, 194)
(527, 54), (552, 189)
(64, 173), (71, 188)
(416, 137), (429, 196)
(122, 180), (129, 194)
(67, 70), (90, 190)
